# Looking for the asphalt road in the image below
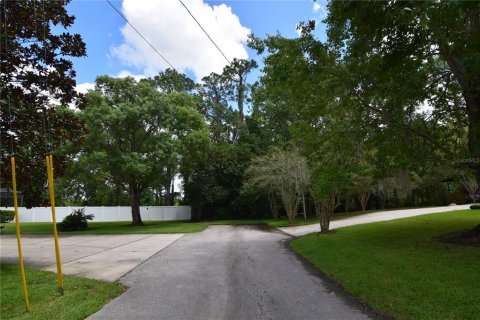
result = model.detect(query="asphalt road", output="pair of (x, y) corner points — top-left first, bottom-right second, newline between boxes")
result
(89, 226), (371, 320)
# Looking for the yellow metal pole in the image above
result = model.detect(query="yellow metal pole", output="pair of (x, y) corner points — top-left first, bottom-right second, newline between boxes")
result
(11, 156), (30, 312)
(46, 154), (64, 293)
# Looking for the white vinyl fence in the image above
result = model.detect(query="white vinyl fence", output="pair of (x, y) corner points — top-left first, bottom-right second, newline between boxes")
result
(6, 206), (191, 223)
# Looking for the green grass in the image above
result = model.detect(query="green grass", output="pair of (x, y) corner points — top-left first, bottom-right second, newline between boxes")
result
(290, 210), (480, 320)
(0, 264), (124, 320)
(206, 217), (318, 228)
(2, 220), (208, 235)
(207, 209), (380, 228)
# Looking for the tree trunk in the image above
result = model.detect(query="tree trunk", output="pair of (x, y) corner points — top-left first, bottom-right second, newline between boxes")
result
(464, 92), (480, 183)
(155, 189), (161, 205)
(315, 190), (336, 233)
(359, 191), (371, 212)
(192, 206), (202, 221)
(315, 202), (329, 233)
(214, 105), (222, 142)
(164, 175), (176, 206)
(268, 192), (279, 219)
(444, 54), (480, 183)
(434, 14), (480, 235)
(271, 203), (279, 219)
(164, 184), (171, 206)
(378, 194), (386, 209)
(344, 194), (353, 213)
(461, 91), (480, 231)
(237, 79), (244, 127)
(129, 182), (144, 226)
(285, 202), (297, 225)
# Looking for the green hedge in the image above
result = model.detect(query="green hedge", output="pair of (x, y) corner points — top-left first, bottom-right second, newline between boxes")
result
(470, 204), (480, 210)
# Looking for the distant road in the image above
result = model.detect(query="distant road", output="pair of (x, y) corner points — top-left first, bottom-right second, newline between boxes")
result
(279, 204), (472, 237)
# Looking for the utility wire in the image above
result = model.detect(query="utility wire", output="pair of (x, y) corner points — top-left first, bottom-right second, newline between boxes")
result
(106, 0), (176, 70)
(177, 0), (231, 64)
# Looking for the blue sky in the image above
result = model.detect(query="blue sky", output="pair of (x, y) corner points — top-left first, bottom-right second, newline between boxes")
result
(65, 0), (328, 90)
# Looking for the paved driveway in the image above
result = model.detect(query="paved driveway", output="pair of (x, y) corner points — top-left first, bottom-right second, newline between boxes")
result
(0, 233), (183, 281)
(88, 226), (372, 320)
(279, 204), (471, 237)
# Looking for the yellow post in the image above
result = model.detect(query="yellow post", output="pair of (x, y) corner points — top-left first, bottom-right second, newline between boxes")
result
(11, 156), (30, 312)
(46, 154), (64, 293)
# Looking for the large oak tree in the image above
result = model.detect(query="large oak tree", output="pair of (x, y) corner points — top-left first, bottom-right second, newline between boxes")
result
(80, 76), (208, 225)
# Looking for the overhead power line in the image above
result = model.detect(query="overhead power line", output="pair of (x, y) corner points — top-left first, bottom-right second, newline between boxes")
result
(106, 0), (176, 70)
(177, 0), (231, 64)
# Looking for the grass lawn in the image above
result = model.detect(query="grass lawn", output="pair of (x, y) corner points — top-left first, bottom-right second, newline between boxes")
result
(1, 220), (208, 235)
(0, 264), (123, 320)
(290, 209), (480, 320)
(206, 217), (319, 228)
(205, 217), (312, 227)
(207, 209), (383, 228)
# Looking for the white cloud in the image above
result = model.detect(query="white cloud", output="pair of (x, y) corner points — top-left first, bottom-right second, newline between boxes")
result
(111, 0), (250, 81)
(115, 70), (145, 81)
(313, 2), (327, 18)
(75, 82), (95, 94)
(75, 73), (143, 97)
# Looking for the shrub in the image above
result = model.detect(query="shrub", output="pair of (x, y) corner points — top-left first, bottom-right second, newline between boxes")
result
(470, 204), (480, 210)
(58, 208), (94, 231)
(0, 210), (15, 233)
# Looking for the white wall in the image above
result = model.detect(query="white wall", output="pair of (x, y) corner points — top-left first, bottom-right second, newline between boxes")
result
(6, 206), (191, 223)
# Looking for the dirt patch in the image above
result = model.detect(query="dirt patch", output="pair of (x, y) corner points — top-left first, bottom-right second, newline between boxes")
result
(435, 225), (480, 247)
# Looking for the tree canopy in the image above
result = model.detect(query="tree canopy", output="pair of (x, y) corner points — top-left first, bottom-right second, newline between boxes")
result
(3, 0), (478, 232)
(326, 0), (480, 181)
(71, 76), (209, 225)
(0, 0), (86, 207)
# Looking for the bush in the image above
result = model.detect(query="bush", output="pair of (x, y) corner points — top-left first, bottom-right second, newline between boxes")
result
(0, 210), (15, 233)
(470, 204), (480, 210)
(58, 208), (94, 231)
